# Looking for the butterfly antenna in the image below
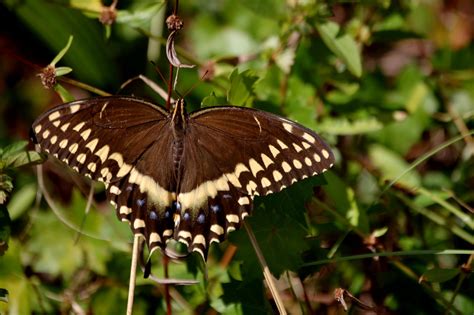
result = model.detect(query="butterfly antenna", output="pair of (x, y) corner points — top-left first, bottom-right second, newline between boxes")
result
(150, 61), (170, 92)
(179, 70), (209, 100)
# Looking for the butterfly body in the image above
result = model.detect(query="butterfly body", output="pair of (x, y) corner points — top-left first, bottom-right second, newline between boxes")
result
(32, 96), (334, 259)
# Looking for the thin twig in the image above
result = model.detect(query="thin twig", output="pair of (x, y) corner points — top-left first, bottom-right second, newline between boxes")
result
(244, 221), (287, 314)
(58, 77), (111, 96)
(120, 74), (174, 103)
(164, 255), (172, 315)
(126, 234), (141, 315)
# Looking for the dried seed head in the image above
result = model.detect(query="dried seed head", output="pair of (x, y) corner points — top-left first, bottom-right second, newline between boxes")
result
(38, 65), (57, 89)
(166, 14), (183, 31)
(100, 5), (117, 25)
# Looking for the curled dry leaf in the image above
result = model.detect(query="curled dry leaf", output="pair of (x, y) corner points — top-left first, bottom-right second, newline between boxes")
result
(334, 288), (381, 312)
(166, 31), (195, 69)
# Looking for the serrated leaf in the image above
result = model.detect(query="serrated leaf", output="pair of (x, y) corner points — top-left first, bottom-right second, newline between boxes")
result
(230, 176), (326, 279)
(421, 268), (460, 283)
(4, 151), (44, 169)
(316, 21), (362, 77)
(201, 92), (224, 107)
(0, 141), (28, 159)
(227, 69), (258, 106)
(318, 117), (383, 135)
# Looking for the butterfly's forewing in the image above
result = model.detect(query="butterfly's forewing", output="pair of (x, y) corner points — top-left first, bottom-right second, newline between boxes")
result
(175, 106), (335, 257)
(31, 97), (179, 251)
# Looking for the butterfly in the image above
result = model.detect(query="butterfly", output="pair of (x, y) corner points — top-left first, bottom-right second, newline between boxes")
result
(31, 96), (334, 259)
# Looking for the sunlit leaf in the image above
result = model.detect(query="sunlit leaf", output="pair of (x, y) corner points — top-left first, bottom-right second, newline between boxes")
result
(316, 21), (362, 77)
(227, 69), (258, 106)
(6, 183), (36, 220)
(369, 145), (421, 188)
(318, 117), (383, 135)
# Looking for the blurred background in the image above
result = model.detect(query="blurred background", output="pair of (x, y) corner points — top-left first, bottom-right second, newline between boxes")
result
(0, 0), (473, 314)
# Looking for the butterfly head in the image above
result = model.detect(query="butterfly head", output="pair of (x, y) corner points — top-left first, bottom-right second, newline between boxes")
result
(171, 98), (187, 131)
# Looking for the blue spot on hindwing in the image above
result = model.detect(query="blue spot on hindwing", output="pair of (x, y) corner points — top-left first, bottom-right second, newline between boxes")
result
(183, 212), (190, 221)
(149, 210), (158, 220)
(210, 204), (221, 213)
(136, 199), (146, 207)
(197, 213), (205, 224)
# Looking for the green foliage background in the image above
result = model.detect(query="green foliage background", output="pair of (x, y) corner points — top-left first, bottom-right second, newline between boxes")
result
(0, 0), (473, 314)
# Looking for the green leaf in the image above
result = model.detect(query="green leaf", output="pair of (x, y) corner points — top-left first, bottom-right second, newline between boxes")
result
(7, 183), (37, 220)
(3, 151), (44, 169)
(24, 190), (119, 277)
(230, 176), (326, 279)
(239, 0), (286, 19)
(70, 0), (102, 13)
(324, 172), (370, 233)
(116, 1), (166, 28)
(221, 276), (270, 314)
(50, 35), (73, 66)
(369, 145), (421, 188)
(7, 0), (119, 86)
(90, 287), (127, 314)
(285, 75), (318, 130)
(227, 69), (258, 106)
(0, 141), (28, 159)
(372, 226), (388, 238)
(316, 21), (362, 77)
(54, 83), (75, 102)
(201, 92), (225, 107)
(421, 268), (460, 283)
(318, 117), (383, 135)
(54, 66), (73, 77)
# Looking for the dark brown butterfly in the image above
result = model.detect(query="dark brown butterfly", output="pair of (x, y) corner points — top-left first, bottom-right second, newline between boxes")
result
(31, 96), (334, 259)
